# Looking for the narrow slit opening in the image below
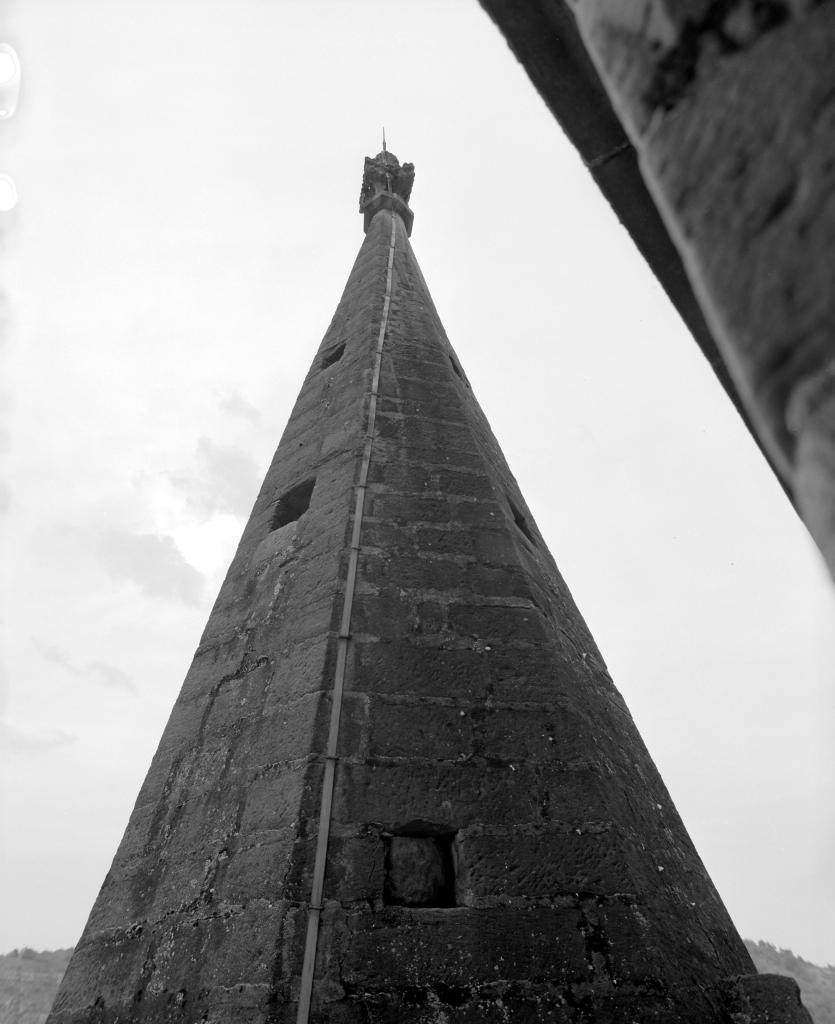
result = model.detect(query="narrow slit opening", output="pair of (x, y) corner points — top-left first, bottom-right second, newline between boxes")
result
(270, 477), (315, 532)
(448, 353), (468, 386)
(321, 342), (345, 369)
(509, 499), (536, 546)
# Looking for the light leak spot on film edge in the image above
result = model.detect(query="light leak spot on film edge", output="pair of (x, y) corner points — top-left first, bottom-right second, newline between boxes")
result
(0, 50), (16, 85)
(0, 44), (21, 119)
(0, 175), (18, 212)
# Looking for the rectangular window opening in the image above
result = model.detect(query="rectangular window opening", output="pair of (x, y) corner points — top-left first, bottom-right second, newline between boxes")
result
(321, 342), (345, 369)
(383, 827), (457, 908)
(270, 477), (315, 532)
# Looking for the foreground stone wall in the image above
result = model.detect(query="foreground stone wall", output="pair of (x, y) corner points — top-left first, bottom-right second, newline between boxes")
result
(568, 0), (835, 577)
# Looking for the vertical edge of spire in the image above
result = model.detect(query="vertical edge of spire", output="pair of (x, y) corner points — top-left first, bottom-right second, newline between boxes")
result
(359, 148), (415, 236)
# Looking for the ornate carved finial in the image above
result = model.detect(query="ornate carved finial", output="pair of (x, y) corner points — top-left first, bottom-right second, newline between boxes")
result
(359, 149), (414, 209)
(359, 146), (415, 236)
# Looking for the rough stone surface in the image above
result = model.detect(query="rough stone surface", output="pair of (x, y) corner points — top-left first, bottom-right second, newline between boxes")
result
(721, 972), (815, 1022)
(568, 0), (835, 578)
(49, 168), (754, 1023)
(476, 0), (790, 502)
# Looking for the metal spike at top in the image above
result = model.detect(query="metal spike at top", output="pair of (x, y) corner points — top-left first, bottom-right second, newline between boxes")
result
(382, 127), (386, 155)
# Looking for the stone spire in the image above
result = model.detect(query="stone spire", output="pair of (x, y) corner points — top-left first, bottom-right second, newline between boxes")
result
(47, 150), (771, 1024)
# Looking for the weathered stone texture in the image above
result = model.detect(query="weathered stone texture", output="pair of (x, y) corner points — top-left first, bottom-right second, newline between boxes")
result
(720, 972), (815, 1022)
(50, 172), (754, 1023)
(570, 0), (835, 577)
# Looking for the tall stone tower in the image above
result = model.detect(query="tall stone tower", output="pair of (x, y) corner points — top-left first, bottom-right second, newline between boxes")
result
(48, 150), (764, 1023)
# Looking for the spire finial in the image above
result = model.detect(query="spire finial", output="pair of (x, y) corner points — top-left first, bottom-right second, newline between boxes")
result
(358, 144), (415, 236)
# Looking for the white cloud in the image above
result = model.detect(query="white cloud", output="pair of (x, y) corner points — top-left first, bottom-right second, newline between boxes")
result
(0, 720), (76, 755)
(97, 530), (204, 605)
(35, 644), (137, 694)
(219, 391), (262, 425)
(87, 660), (136, 693)
(167, 436), (261, 519)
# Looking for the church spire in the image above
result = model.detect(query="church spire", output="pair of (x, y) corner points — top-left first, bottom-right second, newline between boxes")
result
(46, 147), (771, 1024)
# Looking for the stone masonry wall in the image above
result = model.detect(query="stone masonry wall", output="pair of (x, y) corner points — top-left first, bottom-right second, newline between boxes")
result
(568, 0), (835, 578)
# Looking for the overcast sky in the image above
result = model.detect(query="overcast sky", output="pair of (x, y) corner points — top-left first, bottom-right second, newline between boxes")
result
(2, 0), (834, 967)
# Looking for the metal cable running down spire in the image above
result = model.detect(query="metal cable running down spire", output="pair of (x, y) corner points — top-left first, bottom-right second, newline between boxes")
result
(295, 207), (399, 1024)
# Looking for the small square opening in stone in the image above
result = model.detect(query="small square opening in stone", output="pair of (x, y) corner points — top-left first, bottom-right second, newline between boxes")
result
(321, 342), (345, 369)
(383, 831), (456, 908)
(270, 478), (315, 532)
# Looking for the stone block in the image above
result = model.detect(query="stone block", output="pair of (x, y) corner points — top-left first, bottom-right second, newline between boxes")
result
(375, 413), (476, 454)
(458, 827), (661, 900)
(244, 588), (339, 648)
(470, 529), (523, 565)
(333, 761), (615, 830)
(378, 392), (469, 422)
(366, 458), (438, 491)
(357, 518), (408, 551)
(219, 831), (296, 904)
(388, 355), (463, 385)
(348, 640), (490, 700)
(200, 659), (275, 740)
(474, 704), (601, 763)
(45, 930), (147, 1019)
(238, 762), (312, 834)
(250, 520), (299, 571)
(326, 988), (574, 1024)
(339, 906), (588, 989)
(350, 592), (415, 638)
(262, 634), (333, 710)
(196, 903), (287, 989)
(368, 491), (454, 525)
(367, 699), (474, 760)
(448, 602), (548, 643)
(382, 375), (460, 406)
(434, 468), (497, 501)
(360, 551), (467, 593)
(180, 634), (251, 705)
(245, 693), (325, 768)
(321, 419), (361, 458)
(482, 640), (608, 704)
